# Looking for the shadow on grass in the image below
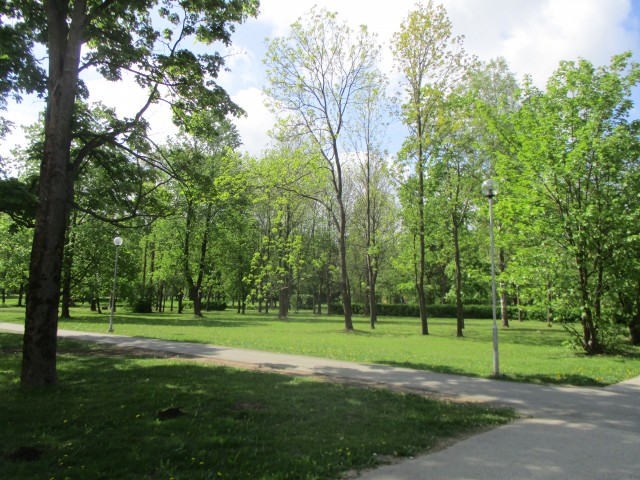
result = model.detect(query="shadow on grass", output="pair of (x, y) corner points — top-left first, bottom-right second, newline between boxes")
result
(1, 333), (514, 480)
(381, 360), (609, 387)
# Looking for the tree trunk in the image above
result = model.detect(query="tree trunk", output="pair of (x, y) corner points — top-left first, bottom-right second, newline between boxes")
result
(278, 284), (289, 319)
(337, 203), (353, 330)
(22, 1), (86, 387)
(546, 281), (554, 326)
(368, 266), (377, 329)
(499, 249), (509, 327)
(453, 219), (464, 337)
(578, 263), (602, 354)
(190, 284), (202, 317)
(416, 118), (428, 335)
(177, 292), (184, 314)
(413, 233), (428, 335)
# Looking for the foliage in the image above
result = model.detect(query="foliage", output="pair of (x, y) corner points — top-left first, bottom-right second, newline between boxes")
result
(494, 52), (640, 353)
(265, 7), (384, 330)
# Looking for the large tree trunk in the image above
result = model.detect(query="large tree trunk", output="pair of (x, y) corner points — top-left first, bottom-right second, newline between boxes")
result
(21, 1), (85, 387)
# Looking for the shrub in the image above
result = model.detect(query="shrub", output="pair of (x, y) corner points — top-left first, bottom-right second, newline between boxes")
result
(206, 300), (227, 311)
(129, 296), (153, 313)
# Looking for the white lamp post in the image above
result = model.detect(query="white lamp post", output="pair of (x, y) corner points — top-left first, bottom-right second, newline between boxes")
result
(108, 236), (123, 333)
(481, 179), (500, 376)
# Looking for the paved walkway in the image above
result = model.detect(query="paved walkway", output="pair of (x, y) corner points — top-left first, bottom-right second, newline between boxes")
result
(2, 322), (639, 479)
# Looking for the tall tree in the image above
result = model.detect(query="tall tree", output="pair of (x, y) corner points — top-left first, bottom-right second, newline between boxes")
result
(264, 7), (383, 331)
(6, 0), (258, 386)
(392, 0), (471, 335)
(166, 121), (244, 318)
(348, 78), (391, 328)
(500, 52), (640, 353)
(427, 90), (483, 336)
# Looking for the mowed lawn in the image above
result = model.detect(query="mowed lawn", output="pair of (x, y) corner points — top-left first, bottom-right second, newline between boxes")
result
(0, 333), (515, 480)
(2, 305), (639, 386)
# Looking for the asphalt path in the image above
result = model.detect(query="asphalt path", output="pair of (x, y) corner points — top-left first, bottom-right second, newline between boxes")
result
(2, 322), (639, 479)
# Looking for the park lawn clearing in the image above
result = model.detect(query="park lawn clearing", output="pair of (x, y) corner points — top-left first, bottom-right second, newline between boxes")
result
(1, 305), (640, 386)
(1, 333), (515, 480)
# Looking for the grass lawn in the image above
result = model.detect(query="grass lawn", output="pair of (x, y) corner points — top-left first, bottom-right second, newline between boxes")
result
(0, 333), (515, 480)
(1, 305), (640, 386)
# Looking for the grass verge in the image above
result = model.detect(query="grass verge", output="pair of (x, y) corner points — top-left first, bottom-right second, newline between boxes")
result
(1, 333), (515, 480)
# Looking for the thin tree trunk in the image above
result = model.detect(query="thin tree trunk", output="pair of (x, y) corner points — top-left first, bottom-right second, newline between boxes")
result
(453, 220), (464, 337)
(416, 116), (428, 335)
(337, 203), (353, 330)
(630, 281), (640, 345)
(499, 249), (509, 327)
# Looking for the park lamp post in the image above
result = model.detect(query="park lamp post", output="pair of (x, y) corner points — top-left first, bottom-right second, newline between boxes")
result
(108, 236), (123, 333)
(482, 179), (500, 376)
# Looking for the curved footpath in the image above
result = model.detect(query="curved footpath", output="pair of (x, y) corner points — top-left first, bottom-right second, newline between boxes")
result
(2, 322), (639, 479)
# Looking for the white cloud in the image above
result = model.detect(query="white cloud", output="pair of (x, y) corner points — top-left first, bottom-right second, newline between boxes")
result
(231, 87), (275, 156)
(445, 0), (638, 86)
(2, 1), (638, 161)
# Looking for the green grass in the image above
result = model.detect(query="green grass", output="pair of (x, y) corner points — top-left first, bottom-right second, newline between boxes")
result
(1, 305), (640, 386)
(1, 333), (515, 480)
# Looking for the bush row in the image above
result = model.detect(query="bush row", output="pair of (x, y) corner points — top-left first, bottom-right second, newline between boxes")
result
(329, 303), (582, 321)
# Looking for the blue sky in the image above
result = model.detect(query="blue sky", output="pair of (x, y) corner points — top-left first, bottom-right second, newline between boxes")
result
(2, 0), (640, 160)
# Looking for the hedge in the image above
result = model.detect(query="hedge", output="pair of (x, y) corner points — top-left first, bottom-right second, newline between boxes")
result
(328, 303), (580, 321)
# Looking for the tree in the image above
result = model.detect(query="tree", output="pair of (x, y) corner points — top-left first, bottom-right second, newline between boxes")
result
(426, 90), (483, 336)
(470, 58), (520, 328)
(6, 0), (258, 387)
(348, 77), (391, 328)
(165, 122), (245, 318)
(500, 52), (640, 353)
(392, 0), (472, 335)
(265, 8), (383, 331)
(0, 214), (32, 305)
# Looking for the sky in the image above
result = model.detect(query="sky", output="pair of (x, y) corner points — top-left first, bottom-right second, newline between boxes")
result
(2, 0), (640, 160)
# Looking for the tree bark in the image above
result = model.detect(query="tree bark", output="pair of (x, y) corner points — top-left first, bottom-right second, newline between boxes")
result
(631, 283), (640, 345)
(452, 220), (464, 337)
(416, 115), (428, 335)
(21, 0), (86, 387)
(499, 249), (509, 327)
(336, 197), (353, 330)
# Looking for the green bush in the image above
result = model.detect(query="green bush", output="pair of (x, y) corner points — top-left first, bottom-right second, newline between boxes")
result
(129, 296), (153, 314)
(206, 300), (227, 311)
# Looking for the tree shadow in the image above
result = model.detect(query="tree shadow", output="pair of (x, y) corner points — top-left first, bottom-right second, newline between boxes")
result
(1, 333), (514, 480)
